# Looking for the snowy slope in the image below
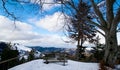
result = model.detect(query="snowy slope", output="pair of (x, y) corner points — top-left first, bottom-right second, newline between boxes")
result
(9, 59), (99, 70)
(12, 43), (31, 52)
(12, 43), (41, 59)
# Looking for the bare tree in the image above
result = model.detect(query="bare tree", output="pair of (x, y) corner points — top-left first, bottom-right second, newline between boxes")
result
(62, 0), (120, 67)
(89, 0), (120, 67)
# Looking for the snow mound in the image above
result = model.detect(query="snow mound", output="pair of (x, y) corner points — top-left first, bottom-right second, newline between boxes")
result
(9, 59), (99, 70)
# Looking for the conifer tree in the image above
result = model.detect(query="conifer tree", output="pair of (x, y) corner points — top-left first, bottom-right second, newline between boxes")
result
(28, 49), (35, 61)
(66, 0), (96, 60)
(0, 42), (19, 70)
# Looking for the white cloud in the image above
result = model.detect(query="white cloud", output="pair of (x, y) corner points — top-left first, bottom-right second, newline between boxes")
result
(95, 29), (120, 45)
(0, 15), (75, 48)
(1, 14), (119, 48)
(97, 26), (120, 45)
(0, 16), (33, 31)
(42, 0), (60, 10)
(36, 12), (65, 32)
(96, 29), (105, 44)
(0, 15), (41, 41)
(30, 0), (60, 11)
(23, 34), (76, 48)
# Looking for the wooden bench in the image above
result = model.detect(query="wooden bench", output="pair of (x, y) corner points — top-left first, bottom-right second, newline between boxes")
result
(44, 58), (67, 63)
(43, 52), (68, 66)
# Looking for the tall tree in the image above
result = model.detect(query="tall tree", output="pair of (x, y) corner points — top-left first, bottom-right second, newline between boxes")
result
(63, 0), (120, 67)
(89, 0), (120, 67)
(65, 1), (96, 60)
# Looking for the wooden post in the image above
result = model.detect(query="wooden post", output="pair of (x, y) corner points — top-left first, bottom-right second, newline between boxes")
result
(63, 51), (65, 66)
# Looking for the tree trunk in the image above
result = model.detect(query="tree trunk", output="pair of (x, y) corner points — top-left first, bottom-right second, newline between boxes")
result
(104, 30), (118, 67)
(75, 36), (82, 60)
(75, 38), (84, 60)
(75, 39), (80, 60)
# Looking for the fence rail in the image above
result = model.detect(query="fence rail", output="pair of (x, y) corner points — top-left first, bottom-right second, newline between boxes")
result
(0, 55), (25, 65)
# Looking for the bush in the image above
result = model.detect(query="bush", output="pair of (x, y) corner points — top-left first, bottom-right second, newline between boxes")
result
(91, 44), (105, 62)
(19, 57), (26, 64)
(99, 60), (107, 70)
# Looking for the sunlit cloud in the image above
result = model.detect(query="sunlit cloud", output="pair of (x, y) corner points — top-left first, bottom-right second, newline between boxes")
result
(36, 12), (65, 32)
(0, 15), (75, 48)
(30, 0), (60, 11)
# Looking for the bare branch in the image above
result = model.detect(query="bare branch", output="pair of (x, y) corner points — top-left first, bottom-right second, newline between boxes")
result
(86, 18), (100, 27)
(115, 1), (120, 7)
(2, 0), (17, 30)
(90, 0), (107, 27)
(106, 0), (115, 29)
(110, 8), (120, 32)
(16, 0), (31, 3)
(2, 0), (17, 19)
(96, 29), (105, 37)
(66, 0), (79, 13)
(113, 8), (120, 24)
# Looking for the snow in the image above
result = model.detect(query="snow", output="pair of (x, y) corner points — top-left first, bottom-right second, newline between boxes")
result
(11, 43), (41, 59)
(115, 65), (120, 70)
(9, 59), (99, 70)
(34, 51), (41, 58)
(12, 43), (31, 52)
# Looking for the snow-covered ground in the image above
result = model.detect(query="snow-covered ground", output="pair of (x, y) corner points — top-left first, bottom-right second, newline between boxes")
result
(9, 59), (99, 70)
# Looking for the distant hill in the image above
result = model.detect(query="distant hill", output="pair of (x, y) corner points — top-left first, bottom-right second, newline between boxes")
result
(29, 46), (65, 53)
(0, 42), (32, 53)
(28, 46), (76, 56)
(12, 43), (32, 52)
(0, 42), (41, 59)
(12, 43), (41, 59)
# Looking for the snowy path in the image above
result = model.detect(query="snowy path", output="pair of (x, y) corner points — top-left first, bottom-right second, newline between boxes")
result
(9, 59), (99, 70)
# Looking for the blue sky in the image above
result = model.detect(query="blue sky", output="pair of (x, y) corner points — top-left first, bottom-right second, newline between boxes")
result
(0, 0), (120, 48)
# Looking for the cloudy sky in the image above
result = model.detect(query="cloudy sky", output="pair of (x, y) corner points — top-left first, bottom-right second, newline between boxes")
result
(0, 0), (119, 48)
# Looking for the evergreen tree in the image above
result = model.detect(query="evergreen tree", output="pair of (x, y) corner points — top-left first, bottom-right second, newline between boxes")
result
(92, 36), (105, 62)
(0, 42), (19, 70)
(66, 1), (96, 60)
(28, 49), (35, 61)
(19, 57), (26, 64)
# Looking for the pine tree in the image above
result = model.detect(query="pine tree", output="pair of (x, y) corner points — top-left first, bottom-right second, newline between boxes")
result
(92, 36), (105, 62)
(0, 42), (19, 70)
(66, 1), (96, 60)
(28, 49), (35, 61)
